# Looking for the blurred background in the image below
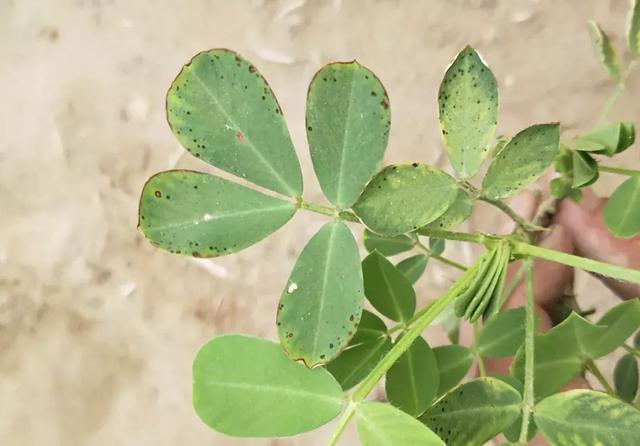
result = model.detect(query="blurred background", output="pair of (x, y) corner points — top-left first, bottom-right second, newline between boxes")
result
(1, 0), (639, 445)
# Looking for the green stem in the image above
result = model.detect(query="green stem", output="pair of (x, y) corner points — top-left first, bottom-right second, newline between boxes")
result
(478, 195), (546, 233)
(298, 200), (337, 217)
(472, 322), (486, 377)
(598, 60), (639, 125)
(599, 165), (640, 177)
(622, 344), (640, 359)
(415, 240), (467, 271)
(585, 358), (616, 395)
(512, 241), (640, 285)
(326, 402), (356, 446)
(417, 227), (489, 244)
(519, 258), (536, 444)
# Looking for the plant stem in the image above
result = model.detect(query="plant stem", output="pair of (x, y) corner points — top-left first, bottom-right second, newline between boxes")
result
(417, 227), (489, 244)
(478, 195), (546, 233)
(585, 358), (616, 395)
(298, 200), (337, 217)
(598, 60), (639, 125)
(512, 241), (640, 285)
(622, 343), (640, 359)
(326, 402), (356, 446)
(472, 322), (486, 377)
(599, 165), (640, 177)
(518, 258), (536, 444)
(415, 239), (467, 271)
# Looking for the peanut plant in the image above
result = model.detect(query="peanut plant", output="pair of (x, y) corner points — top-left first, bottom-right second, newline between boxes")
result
(138, 4), (640, 445)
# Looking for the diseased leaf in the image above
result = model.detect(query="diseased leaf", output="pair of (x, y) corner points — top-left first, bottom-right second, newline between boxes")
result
(277, 222), (364, 366)
(357, 402), (445, 446)
(476, 307), (526, 358)
(571, 150), (598, 188)
(353, 164), (459, 236)
(628, 0), (640, 58)
(592, 299), (640, 357)
(604, 176), (640, 238)
(362, 251), (416, 323)
(424, 189), (473, 230)
(438, 46), (498, 178)
(193, 335), (342, 437)
(397, 254), (429, 284)
(588, 21), (621, 81)
(167, 49), (302, 197)
(363, 229), (415, 256)
(420, 378), (520, 446)
(614, 354), (639, 402)
(326, 310), (392, 390)
(138, 170), (295, 257)
(535, 390), (640, 445)
(482, 123), (560, 200)
(306, 62), (391, 209)
(386, 336), (439, 416)
(433, 344), (473, 395)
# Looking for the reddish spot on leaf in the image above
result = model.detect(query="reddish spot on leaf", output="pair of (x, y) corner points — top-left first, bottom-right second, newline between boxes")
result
(236, 131), (245, 144)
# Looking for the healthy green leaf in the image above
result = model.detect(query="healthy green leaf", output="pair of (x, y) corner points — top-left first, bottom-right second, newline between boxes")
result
(614, 354), (639, 402)
(604, 176), (640, 238)
(357, 402), (445, 446)
(423, 189), (473, 230)
(628, 0), (640, 58)
(429, 237), (446, 256)
(138, 170), (295, 257)
(476, 307), (526, 358)
(193, 335), (342, 437)
(277, 222), (364, 366)
(362, 251), (416, 323)
(166, 49), (302, 197)
(438, 46), (498, 178)
(420, 377), (521, 446)
(397, 254), (429, 284)
(433, 344), (473, 395)
(386, 336), (439, 416)
(353, 164), (459, 236)
(535, 390), (640, 445)
(588, 21), (621, 81)
(306, 62), (390, 209)
(572, 151), (598, 188)
(482, 123), (560, 200)
(573, 121), (636, 156)
(326, 310), (392, 390)
(592, 299), (640, 357)
(635, 330), (640, 349)
(363, 229), (415, 256)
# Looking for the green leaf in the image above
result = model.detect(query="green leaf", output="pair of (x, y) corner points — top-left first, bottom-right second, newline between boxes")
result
(573, 121), (635, 156)
(588, 21), (621, 81)
(363, 229), (415, 256)
(628, 0), (640, 58)
(326, 310), (392, 390)
(635, 330), (640, 349)
(166, 49), (302, 197)
(438, 46), (499, 178)
(386, 336), (439, 416)
(571, 151), (598, 188)
(614, 354), (639, 402)
(592, 299), (640, 357)
(362, 251), (416, 323)
(424, 189), (473, 230)
(397, 254), (429, 284)
(482, 123), (560, 200)
(138, 170), (295, 257)
(550, 177), (571, 199)
(604, 176), (640, 238)
(306, 62), (390, 209)
(353, 164), (459, 236)
(476, 307), (526, 358)
(357, 402), (445, 446)
(420, 377), (521, 446)
(433, 344), (473, 395)
(535, 390), (640, 445)
(193, 335), (342, 437)
(429, 237), (446, 256)
(277, 222), (364, 366)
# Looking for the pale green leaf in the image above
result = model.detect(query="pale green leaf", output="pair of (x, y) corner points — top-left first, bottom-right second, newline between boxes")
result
(397, 254), (429, 284)
(353, 164), (459, 236)
(306, 62), (390, 209)
(362, 251), (416, 323)
(614, 354), (639, 402)
(193, 335), (342, 437)
(438, 46), (499, 178)
(138, 170), (295, 257)
(424, 189), (473, 230)
(277, 222), (364, 366)
(476, 307), (526, 358)
(363, 229), (415, 256)
(167, 49), (302, 197)
(572, 151), (598, 188)
(429, 237), (446, 256)
(433, 344), (473, 395)
(357, 402), (445, 446)
(420, 377), (521, 446)
(535, 390), (640, 445)
(604, 176), (640, 238)
(588, 20), (621, 81)
(629, 0), (640, 58)
(482, 123), (560, 200)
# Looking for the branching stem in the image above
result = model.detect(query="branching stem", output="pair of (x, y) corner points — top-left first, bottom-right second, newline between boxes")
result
(598, 60), (638, 125)
(585, 358), (616, 395)
(415, 239), (467, 271)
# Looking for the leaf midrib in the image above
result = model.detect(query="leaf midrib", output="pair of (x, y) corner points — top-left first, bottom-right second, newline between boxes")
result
(334, 68), (357, 208)
(204, 380), (341, 406)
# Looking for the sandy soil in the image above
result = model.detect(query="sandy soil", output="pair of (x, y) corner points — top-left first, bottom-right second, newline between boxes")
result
(1, 1), (638, 445)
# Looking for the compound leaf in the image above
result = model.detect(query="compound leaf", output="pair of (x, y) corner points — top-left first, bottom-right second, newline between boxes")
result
(588, 21), (621, 81)
(138, 170), (295, 257)
(306, 62), (390, 209)
(535, 390), (640, 445)
(167, 49), (302, 197)
(476, 307), (526, 358)
(277, 222), (364, 366)
(353, 164), (459, 237)
(604, 176), (640, 238)
(357, 402), (445, 446)
(363, 229), (415, 256)
(193, 335), (342, 437)
(433, 344), (473, 395)
(438, 46), (498, 178)
(397, 254), (429, 284)
(614, 354), (639, 402)
(482, 123), (560, 200)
